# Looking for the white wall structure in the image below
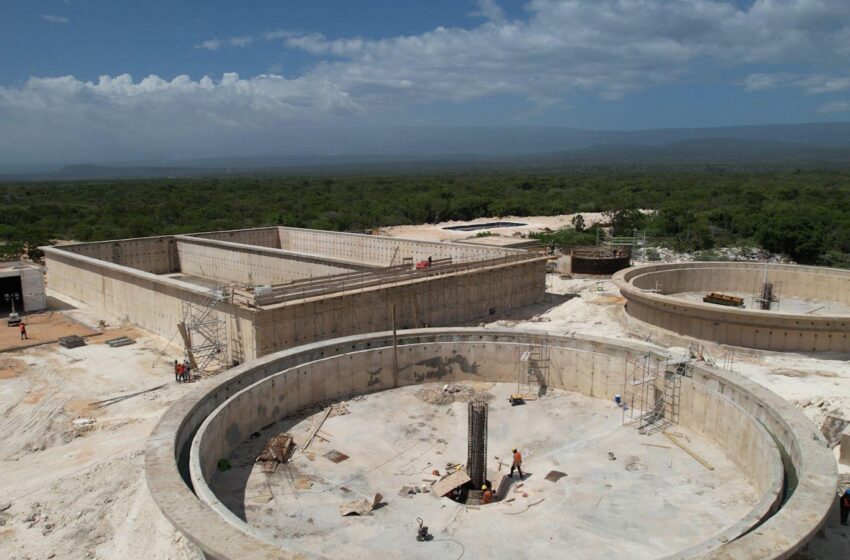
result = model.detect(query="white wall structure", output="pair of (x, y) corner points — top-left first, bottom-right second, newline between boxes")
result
(43, 227), (547, 361)
(0, 261), (47, 314)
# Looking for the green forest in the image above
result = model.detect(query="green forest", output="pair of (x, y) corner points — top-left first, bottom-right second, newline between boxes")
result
(1, 170), (849, 267)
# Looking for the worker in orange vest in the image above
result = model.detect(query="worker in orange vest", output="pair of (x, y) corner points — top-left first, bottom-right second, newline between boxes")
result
(19, 322), (27, 340)
(481, 485), (493, 504)
(841, 488), (850, 526)
(510, 448), (523, 479)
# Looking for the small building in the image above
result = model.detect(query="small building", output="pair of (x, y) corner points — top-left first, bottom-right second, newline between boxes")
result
(0, 261), (47, 316)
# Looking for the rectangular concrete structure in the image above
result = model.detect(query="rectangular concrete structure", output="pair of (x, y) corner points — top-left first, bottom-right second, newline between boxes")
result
(0, 261), (47, 314)
(43, 227), (547, 362)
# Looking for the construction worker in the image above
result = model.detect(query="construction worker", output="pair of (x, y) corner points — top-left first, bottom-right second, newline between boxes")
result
(841, 488), (850, 526)
(481, 485), (493, 504)
(183, 359), (191, 382)
(173, 360), (181, 383)
(510, 448), (524, 479)
(19, 322), (27, 340)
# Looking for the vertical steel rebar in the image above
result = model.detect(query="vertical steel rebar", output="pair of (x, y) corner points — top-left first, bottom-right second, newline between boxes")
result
(467, 401), (488, 488)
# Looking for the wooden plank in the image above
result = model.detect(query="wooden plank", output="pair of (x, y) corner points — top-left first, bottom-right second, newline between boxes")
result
(176, 322), (198, 370)
(663, 432), (714, 470)
(303, 407), (333, 451)
(431, 469), (471, 497)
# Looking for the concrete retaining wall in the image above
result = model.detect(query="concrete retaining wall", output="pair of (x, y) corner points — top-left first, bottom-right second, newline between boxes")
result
(615, 263), (850, 352)
(43, 247), (259, 361)
(44, 231), (545, 362)
(175, 237), (364, 287)
(252, 259), (545, 355)
(144, 329), (835, 560)
(57, 236), (178, 274)
(277, 226), (518, 267)
(191, 227), (282, 249)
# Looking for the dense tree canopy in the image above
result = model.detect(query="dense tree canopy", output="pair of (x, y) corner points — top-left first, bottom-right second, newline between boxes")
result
(1, 170), (849, 266)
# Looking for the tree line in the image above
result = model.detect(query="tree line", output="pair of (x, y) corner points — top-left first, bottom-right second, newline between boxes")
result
(1, 170), (848, 267)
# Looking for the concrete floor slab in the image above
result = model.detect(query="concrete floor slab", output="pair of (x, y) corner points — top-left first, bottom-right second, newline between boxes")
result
(672, 291), (850, 315)
(211, 383), (758, 560)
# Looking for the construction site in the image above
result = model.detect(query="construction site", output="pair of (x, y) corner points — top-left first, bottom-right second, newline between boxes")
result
(42, 226), (547, 365)
(1, 215), (849, 560)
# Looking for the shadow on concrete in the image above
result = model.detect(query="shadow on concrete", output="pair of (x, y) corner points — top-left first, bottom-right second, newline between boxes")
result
(211, 415), (303, 522)
(47, 296), (77, 311)
(486, 293), (579, 324)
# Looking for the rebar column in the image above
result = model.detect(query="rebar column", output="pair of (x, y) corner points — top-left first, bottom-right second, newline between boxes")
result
(760, 282), (774, 310)
(467, 401), (488, 488)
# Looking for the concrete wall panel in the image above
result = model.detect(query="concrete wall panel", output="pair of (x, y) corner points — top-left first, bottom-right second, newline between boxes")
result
(277, 226), (518, 267)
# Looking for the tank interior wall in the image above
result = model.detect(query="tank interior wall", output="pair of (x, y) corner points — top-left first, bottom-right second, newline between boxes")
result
(251, 260), (546, 356)
(191, 335), (781, 556)
(44, 250), (258, 360)
(175, 239), (360, 288)
(189, 228), (281, 249)
(57, 236), (178, 274)
(570, 255), (631, 275)
(145, 330), (834, 560)
(622, 292), (850, 352)
(276, 226), (516, 267)
(630, 263), (850, 304)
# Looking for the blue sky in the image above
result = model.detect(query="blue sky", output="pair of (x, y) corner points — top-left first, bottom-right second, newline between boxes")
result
(1, 0), (850, 163)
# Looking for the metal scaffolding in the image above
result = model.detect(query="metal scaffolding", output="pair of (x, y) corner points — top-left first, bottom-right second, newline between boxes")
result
(179, 287), (228, 372)
(622, 354), (686, 435)
(517, 338), (550, 398)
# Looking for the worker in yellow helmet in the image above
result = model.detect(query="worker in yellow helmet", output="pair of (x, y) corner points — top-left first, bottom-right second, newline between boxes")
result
(481, 484), (493, 504)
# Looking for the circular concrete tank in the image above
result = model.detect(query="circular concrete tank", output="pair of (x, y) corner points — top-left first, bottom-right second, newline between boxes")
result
(145, 328), (836, 560)
(570, 246), (632, 275)
(615, 262), (850, 352)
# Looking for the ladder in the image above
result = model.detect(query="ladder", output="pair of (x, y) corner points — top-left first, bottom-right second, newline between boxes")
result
(645, 358), (689, 433)
(518, 339), (550, 398)
(623, 355), (686, 434)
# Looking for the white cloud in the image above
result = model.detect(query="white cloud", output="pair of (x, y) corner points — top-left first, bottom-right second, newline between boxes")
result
(5, 1), (850, 162)
(194, 35), (253, 51)
(265, 0), (850, 105)
(41, 14), (69, 24)
(0, 73), (360, 163)
(819, 100), (850, 113)
(743, 73), (850, 94)
(470, 0), (507, 24)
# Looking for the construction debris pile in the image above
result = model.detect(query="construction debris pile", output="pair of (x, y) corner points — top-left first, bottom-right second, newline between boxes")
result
(416, 383), (493, 405)
(255, 433), (294, 473)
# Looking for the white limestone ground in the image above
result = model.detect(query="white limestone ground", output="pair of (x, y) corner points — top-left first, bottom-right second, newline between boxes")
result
(380, 213), (613, 243)
(0, 307), (207, 560)
(213, 383), (758, 560)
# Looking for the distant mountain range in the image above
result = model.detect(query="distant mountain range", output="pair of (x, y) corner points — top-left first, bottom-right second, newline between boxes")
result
(2, 122), (849, 180)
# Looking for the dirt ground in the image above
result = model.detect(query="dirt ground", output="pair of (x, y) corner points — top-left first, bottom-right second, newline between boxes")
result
(0, 305), (210, 560)
(0, 310), (97, 353)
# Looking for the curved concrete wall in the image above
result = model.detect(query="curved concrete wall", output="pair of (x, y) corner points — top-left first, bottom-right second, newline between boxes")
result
(615, 263), (850, 352)
(145, 329), (836, 560)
